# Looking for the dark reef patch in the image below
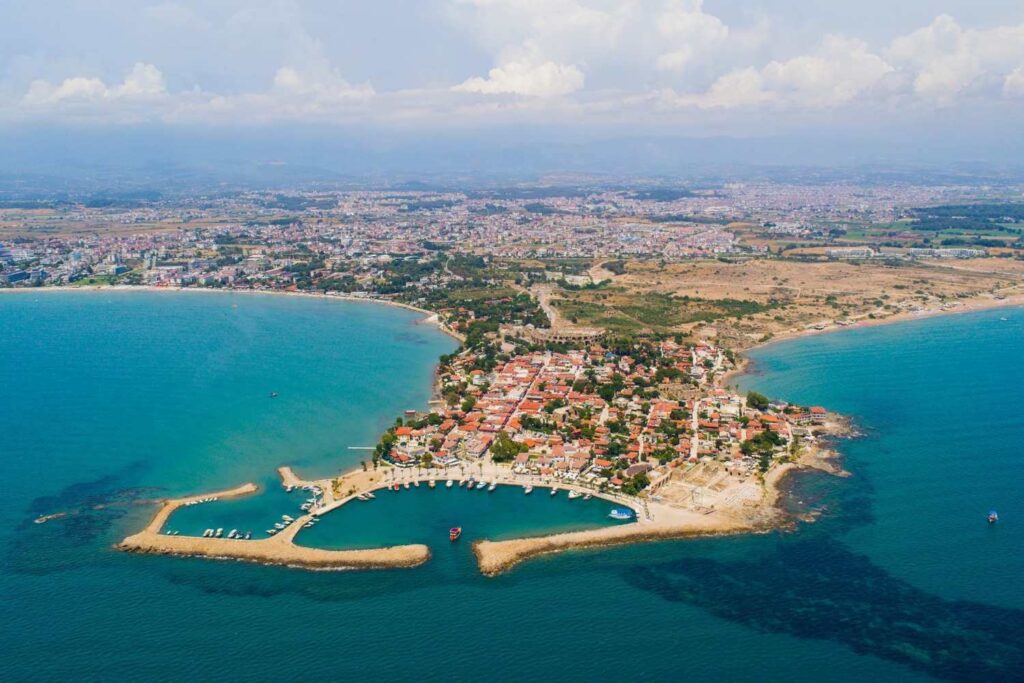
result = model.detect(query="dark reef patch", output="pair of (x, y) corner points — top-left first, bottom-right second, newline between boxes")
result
(623, 537), (1024, 681)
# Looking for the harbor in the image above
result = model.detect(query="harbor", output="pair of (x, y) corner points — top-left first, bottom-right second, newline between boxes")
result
(115, 482), (430, 570)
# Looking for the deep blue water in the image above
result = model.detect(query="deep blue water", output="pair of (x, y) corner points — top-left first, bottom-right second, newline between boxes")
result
(2, 292), (1022, 682)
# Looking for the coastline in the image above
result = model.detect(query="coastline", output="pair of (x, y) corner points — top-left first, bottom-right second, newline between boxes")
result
(740, 292), (1024, 354)
(0, 284), (467, 343)
(27, 281), (975, 574)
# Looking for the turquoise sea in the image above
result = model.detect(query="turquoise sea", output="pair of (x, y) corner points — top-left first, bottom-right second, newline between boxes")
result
(2, 292), (1023, 682)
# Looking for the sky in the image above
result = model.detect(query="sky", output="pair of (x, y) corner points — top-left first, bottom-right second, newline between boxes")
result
(2, 0), (1023, 175)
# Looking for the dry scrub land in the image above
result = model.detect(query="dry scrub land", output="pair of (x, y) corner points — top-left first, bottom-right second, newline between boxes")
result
(551, 257), (1024, 349)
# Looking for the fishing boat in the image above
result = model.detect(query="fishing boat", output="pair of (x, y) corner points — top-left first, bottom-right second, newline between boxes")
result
(567, 490), (581, 500)
(524, 485), (534, 494)
(487, 481), (497, 492)
(989, 510), (999, 524)
(476, 480), (487, 490)
(449, 527), (462, 542)
(608, 508), (633, 521)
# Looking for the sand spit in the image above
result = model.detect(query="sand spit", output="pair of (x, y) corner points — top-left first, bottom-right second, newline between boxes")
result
(116, 482), (429, 571)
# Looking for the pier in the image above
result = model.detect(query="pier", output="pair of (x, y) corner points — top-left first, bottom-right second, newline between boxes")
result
(116, 481), (430, 570)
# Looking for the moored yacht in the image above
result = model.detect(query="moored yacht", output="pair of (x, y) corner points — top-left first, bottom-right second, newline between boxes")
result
(567, 490), (581, 500)
(524, 485), (533, 494)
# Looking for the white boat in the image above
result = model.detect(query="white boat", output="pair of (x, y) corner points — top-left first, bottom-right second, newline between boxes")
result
(404, 482), (410, 489)
(487, 482), (497, 492)
(459, 479), (467, 487)
(583, 493), (592, 501)
(476, 481), (487, 490)
(567, 490), (581, 500)
(414, 480), (420, 488)
(446, 480), (454, 488)
(282, 515), (294, 522)
(244, 531), (252, 539)
(266, 529), (277, 535)
(428, 480), (436, 488)
(203, 529), (213, 537)
(274, 522), (286, 530)
(524, 485), (534, 494)
(228, 529), (238, 538)
(214, 528), (223, 538)
(304, 522), (314, 528)
(550, 488), (559, 496)
(365, 492), (375, 499)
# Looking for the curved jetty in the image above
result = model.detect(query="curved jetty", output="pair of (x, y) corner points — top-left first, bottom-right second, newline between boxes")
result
(116, 482), (429, 570)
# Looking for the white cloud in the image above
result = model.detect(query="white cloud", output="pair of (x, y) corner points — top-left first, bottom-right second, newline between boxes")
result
(887, 14), (1024, 101)
(664, 35), (892, 109)
(655, 0), (729, 72)
(1005, 67), (1024, 97)
(762, 36), (893, 106)
(453, 42), (584, 97)
(22, 62), (167, 106)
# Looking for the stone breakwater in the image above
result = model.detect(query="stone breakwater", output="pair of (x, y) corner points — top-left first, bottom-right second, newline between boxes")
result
(115, 482), (430, 570)
(472, 515), (764, 577)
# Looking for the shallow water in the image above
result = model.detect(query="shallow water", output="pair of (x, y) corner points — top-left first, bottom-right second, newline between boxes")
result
(3, 293), (1022, 681)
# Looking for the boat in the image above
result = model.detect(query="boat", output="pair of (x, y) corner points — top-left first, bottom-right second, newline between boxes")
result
(214, 528), (223, 538)
(446, 480), (454, 489)
(459, 479), (467, 487)
(270, 391), (278, 398)
(304, 522), (314, 528)
(1000, 317), (1009, 321)
(203, 529), (213, 537)
(583, 493), (592, 501)
(608, 508), (633, 521)
(475, 480), (487, 490)
(266, 529), (277, 535)
(365, 491), (375, 499)
(274, 522), (285, 530)
(414, 480), (420, 488)
(428, 480), (436, 488)
(392, 483), (400, 491)
(989, 510), (999, 524)
(449, 527), (462, 542)
(404, 482), (410, 489)
(357, 493), (370, 501)
(550, 487), (559, 496)
(282, 515), (294, 522)
(524, 485), (533, 494)
(487, 482), (497, 492)
(228, 529), (238, 538)
(244, 531), (252, 540)
(567, 490), (581, 500)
